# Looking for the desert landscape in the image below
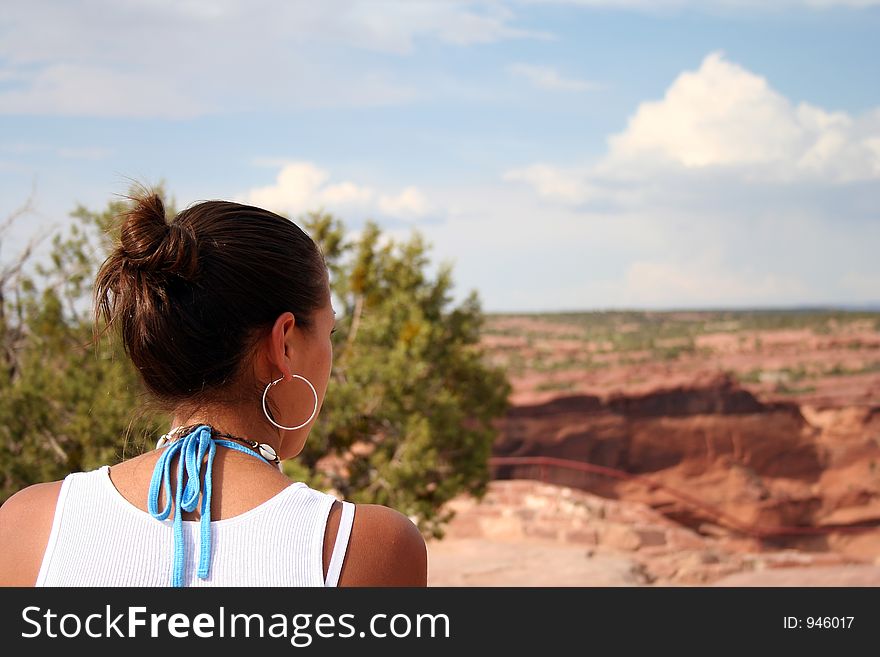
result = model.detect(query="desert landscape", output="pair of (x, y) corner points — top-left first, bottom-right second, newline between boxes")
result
(427, 310), (880, 585)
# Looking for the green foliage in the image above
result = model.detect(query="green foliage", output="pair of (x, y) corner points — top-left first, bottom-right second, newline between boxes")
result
(773, 383), (817, 395)
(534, 379), (576, 392)
(736, 368), (764, 384)
(485, 308), (880, 354)
(293, 212), (511, 538)
(0, 193), (511, 540)
(0, 197), (166, 501)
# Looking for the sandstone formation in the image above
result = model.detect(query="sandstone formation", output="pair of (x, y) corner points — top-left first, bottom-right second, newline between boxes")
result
(491, 372), (880, 561)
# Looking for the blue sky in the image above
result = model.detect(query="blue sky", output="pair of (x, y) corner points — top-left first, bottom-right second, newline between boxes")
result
(1, 1), (879, 312)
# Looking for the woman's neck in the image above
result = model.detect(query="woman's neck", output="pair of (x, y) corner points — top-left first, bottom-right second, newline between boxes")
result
(169, 410), (283, 456)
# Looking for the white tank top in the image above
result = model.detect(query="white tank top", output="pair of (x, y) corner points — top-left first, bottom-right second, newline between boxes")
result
(35, 465), (356, 587)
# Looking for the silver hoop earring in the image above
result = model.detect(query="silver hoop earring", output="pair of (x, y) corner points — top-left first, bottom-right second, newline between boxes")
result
(261, 374), (319, 431)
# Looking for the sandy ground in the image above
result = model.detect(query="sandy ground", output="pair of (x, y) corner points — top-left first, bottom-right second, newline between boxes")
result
(425, 480), (880, 586)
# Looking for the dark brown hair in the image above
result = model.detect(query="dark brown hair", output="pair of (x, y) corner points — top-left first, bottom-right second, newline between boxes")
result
(92, 186), (328, 417)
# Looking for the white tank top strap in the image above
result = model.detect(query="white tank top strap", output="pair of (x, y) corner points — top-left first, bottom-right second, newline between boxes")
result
(34, 472), (74, 587)
(324, 500), (356, 587)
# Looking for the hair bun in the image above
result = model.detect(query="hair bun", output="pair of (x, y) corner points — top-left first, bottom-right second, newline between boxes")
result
(119, 191), (199, 281)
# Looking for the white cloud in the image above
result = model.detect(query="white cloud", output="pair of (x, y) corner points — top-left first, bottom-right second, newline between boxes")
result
(0, 1), (549, 118)
(319, 181), (376, 207)
(602, 51), (880, 182)
(1, 2), (546, 63)
(508, 63), (599, 91)
(0, 63), (204, 119)
(243, 161), (432, 222)
(606, 51), (801, 169)
(343, 1), (552, 53)
(247, 163), (335, 211)
(505, 51), (880, 209)
(378, 187), (431, 219)
(503, 163), (599, 203)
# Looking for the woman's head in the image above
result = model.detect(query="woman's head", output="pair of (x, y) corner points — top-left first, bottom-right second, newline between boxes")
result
(93, 186), (335, 459)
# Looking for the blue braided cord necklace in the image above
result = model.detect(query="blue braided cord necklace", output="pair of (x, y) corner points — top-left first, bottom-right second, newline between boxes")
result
(147, 423), (276, 587)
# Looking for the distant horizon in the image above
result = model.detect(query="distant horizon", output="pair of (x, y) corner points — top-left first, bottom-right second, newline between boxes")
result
(484, 303), (880, 316)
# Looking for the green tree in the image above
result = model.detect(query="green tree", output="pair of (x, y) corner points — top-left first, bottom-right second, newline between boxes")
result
(0, 191), (511, 538)
(0, 193), (168, 499)
(293, 212), (511, 537)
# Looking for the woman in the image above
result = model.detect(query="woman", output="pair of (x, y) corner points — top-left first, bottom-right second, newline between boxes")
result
(0, 189), (427, 587)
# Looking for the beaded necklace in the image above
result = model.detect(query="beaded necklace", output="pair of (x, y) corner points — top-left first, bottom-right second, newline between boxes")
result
(158, 423), (281, 466)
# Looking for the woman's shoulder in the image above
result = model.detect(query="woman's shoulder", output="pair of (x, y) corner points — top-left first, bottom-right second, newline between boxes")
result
(325, 500), (427, 587)
(0, 479), (65, 526)
(0, 479), (65, 586)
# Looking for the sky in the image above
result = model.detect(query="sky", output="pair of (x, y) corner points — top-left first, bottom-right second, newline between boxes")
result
(1, 0), (879, 313)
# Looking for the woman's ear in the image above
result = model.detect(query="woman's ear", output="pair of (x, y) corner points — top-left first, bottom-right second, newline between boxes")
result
(266, 312), (295, 379)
